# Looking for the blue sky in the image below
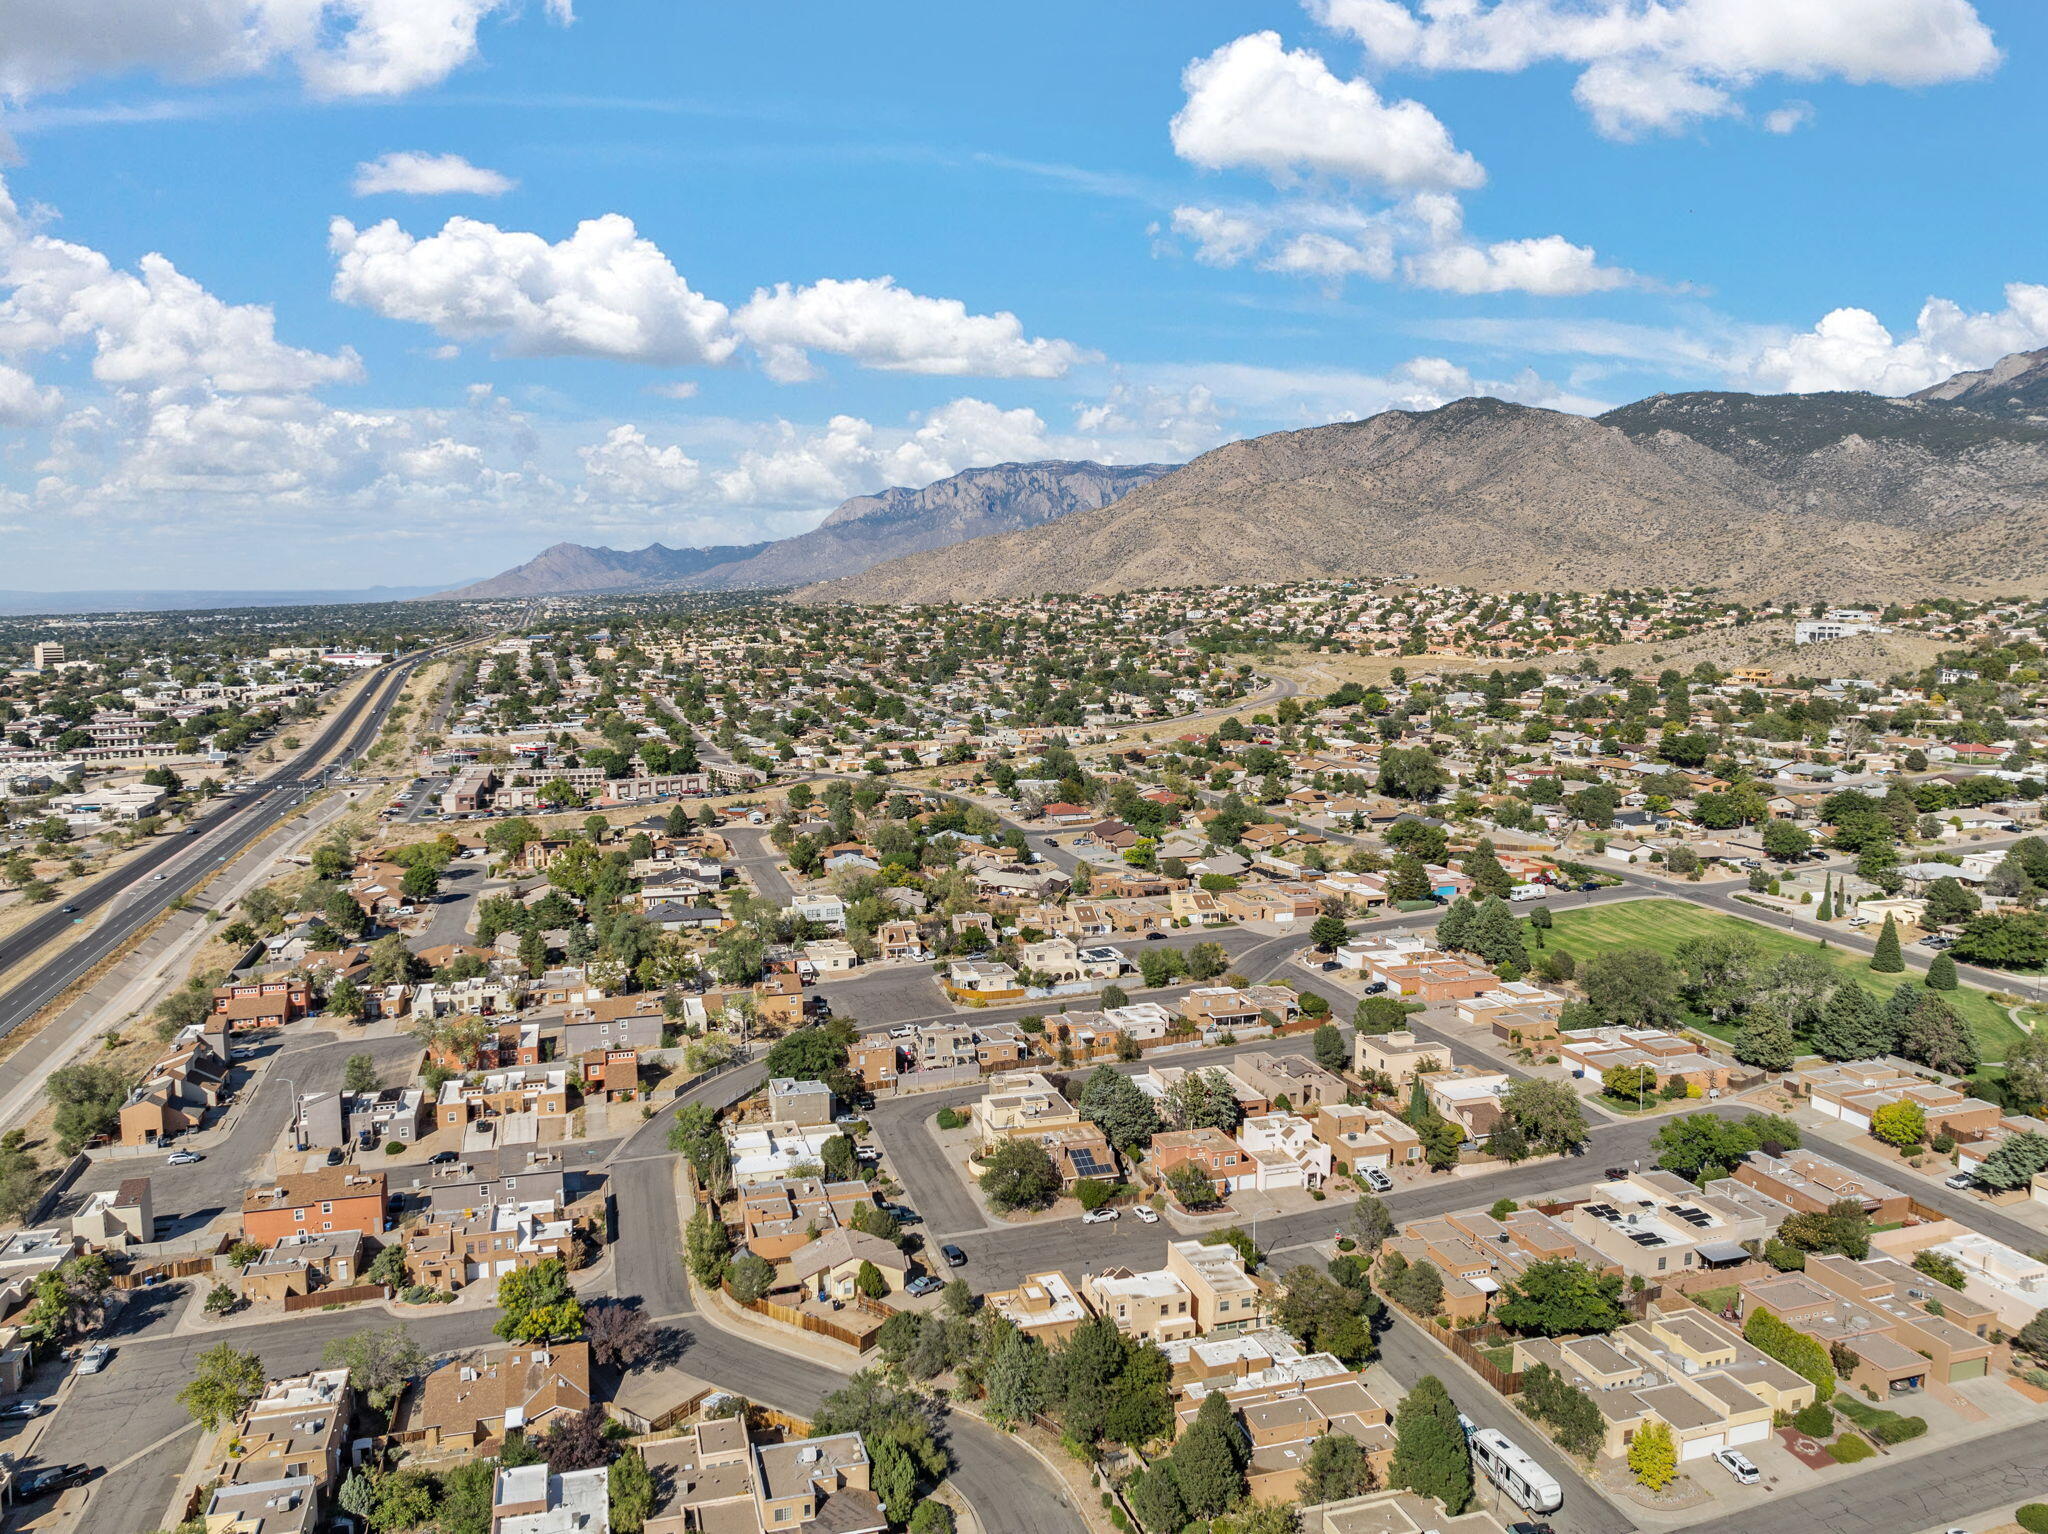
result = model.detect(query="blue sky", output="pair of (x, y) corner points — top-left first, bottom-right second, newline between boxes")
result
(1, 0), (2044, 590)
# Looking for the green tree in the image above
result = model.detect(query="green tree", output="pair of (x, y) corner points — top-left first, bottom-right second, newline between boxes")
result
(1734, 1005), (1798, 1072)
(1499, 1077), (1589, 1153)
(178, 1342), (265, 1430)
(1077, 1065), (1163, 1152)
(1580, 947), (1680, 1028)
(438, 1458), (497, 1534)
(1310, 914), (1350, 952)
(1972, 1131), (2048, 1191)
(854, 1260), (888, 1300)
(1389, 1375), (1471, 1515)
(1869, 914), (1905, 973)
(1810, 980), (1890, 1062)
(1354, 995), (1409, 1035)
(685, 1206), (732, 1286)
(1898, 990), (1978, 1075)
(979, 1139), (1061, 1213)
(1926, 950), (1959, 991)
(727, 1253), (776, 1304)
(1127, 1468), (1186, 1534)
(1923, 876), (1980, 927)
(1652, 1111), (1758, 1184)
(1744, 1307), (1835, 1396)
(1463, 839), (1514, 901)
(1386, 1258), (1444, 1317)
(493, 1259), (583, 1344)
(343, 1052), (380, 1093)
(1495, 1259), (1627, 1337)
(1312, 1023), (1347, 1072)
(322, 1325), (427, 1414)
(1169, 1390), (1249, 1518)
(1301, 1431), (1374, 1504)
(981, 1319), (1049, 1425)
(1351, 1194), (1395, 1253)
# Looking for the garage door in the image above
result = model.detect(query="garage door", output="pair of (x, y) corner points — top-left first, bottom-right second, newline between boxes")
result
(1727, 1421), (1770, 1446)
(1950, 1357), (1988, 1381)
(1682, 1433), (1724, 1461)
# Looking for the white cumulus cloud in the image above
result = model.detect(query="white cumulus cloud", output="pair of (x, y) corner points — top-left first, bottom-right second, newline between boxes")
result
(1407, 232), (1638, 295)
(1738, 283), (2048, 394)
(1309, 0), (1999, 139)
(1171, 31), (1484, 190)
(0, 0), (571, 103)
(715, 397), (1051, 508)
(732, 275), (1088, 384)
(0, 361), (59, 423)
(353, 151), (516, 197)
(1169, 206), (1267, 268)
(577, 423), (701, 504)
(328, 213), (737, 366)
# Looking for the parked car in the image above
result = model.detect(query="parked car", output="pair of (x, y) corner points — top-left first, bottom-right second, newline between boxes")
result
(941, 1244), (967, 1268)
(0, 1401), (47, 1420)
(428, 1150), (460, 1165)
(16, 1465), (93, 1499)
(904, 1276), (944, 1297)
(1945, 1172), (1977, 1190)
(75, 1344), (110, 1375)
(1360, 981), (1387, 995)
(1713, 1448), (1760, 1485)
(165, 1150), (203, 1166)
(1362, 1167), (1394, 1193)
(886, 1204), (923, 1225)
(1144, 932), (1167, 941)
(1603, 1166), (1630, 1180)
(1130, 1205), (1159, 1224)
(323, 1147), (345, 1166)
(1081, 1208), (1119, 1224)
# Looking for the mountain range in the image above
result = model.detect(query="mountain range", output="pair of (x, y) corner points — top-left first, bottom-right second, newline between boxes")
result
(435, 461), (1174, 600)
(798, 353), (2048, 605)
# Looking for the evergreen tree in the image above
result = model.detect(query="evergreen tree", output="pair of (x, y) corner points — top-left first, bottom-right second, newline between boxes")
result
(1811, 980), (1887, 1061)
(1817, 875), (1834, 923)
(1467, 898), (1528, 970)
(981, 1321), (1048, 1425)
(1870, 914), (1905, 973)
(1169, 1391), (1248, 1518)
(1390, 1375), (1472, 1515)
(1127, 1468), (1186, 1534)
(1898, 990), (1979, 1075)
(1301, 1432), (1374, 1505)
(1463, 838), (1514, 901)
(1436, 897), (1477, 953)
(1926, 950), (1959, 991)
(1733, 1005), (1798, 1071)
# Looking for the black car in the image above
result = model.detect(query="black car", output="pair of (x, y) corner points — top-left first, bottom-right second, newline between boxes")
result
(941, 1243), (967, 1268)
(17, 1464), (93, 1499)
(1604, 1166), (1630, 1179)
(886, 1204), (923, 1225)
(428, 1150), (460, 1165)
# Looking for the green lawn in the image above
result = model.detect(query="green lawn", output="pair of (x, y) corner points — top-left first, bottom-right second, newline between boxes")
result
(1533, 898), (2026, 1060)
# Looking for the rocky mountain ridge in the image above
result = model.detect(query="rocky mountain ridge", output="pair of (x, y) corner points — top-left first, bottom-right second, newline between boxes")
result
(796, 357), (2048, 606)
(436, 460), (1173, 600)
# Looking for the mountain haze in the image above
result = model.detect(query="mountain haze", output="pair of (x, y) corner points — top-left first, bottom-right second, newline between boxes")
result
(436, 461), (1173, 600)
(796, 358), (2048, 605)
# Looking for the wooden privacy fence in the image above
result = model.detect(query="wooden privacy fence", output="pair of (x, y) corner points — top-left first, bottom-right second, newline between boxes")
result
(723, 1282), (878, 1352)
(283, 1283), (391, 1312)
(1447, 1322), (1524, 1394)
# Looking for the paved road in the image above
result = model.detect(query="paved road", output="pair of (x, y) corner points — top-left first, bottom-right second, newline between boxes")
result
(722, 825), (794, 905)
(601, 1057), (1087, 1534)
(1375, 1312), (1635, 1534)
(0, 648), (453, 1039)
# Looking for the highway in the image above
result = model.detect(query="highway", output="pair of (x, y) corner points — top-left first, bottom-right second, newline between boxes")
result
(0, 645), (458, 1040)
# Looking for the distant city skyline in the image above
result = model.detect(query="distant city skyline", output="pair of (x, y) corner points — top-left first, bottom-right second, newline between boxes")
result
(3, 0), (2044, 589)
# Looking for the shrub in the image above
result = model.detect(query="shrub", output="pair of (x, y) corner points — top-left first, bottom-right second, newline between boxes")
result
(384, 1141), (405, 1155)
(1873, 1415), (1926, 1444)
(1791, 1401), (1834, 1437)
(935, 1108), (967, 1131)
(1828, 1434), (1873, 1464)
(2014, 1505), (2048, 1534)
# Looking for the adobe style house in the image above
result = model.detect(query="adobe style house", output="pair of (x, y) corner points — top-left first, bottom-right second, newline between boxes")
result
(238, 1231), (371, 1305)
(212, 978), (312, 1029)
(241, 1168), (388, 1246)
(398, 1343), (592, 1452)
(640, 1416), (884, 1534)
(1732, 1149), (1909, 1224)
(118, 1025), (231, 1146)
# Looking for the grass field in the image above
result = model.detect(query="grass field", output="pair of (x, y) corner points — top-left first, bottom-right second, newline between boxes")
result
(1533, 898), (2027, 1061)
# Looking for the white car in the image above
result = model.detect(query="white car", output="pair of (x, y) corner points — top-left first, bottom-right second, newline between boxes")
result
(889, 1026), (916, 1039)
(1081, 1208), (1119, 1224)
(1944, 1172), (1976, 1190)
(1713, 1448), (1759, 1485)
(1130, 1205), (1159, 1224)
(75, 1345), (110, 1375)
(165, 1149), (203, 1165)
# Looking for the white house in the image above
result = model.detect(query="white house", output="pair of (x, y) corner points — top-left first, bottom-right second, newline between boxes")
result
(1237, 1112), (1334, 1190)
